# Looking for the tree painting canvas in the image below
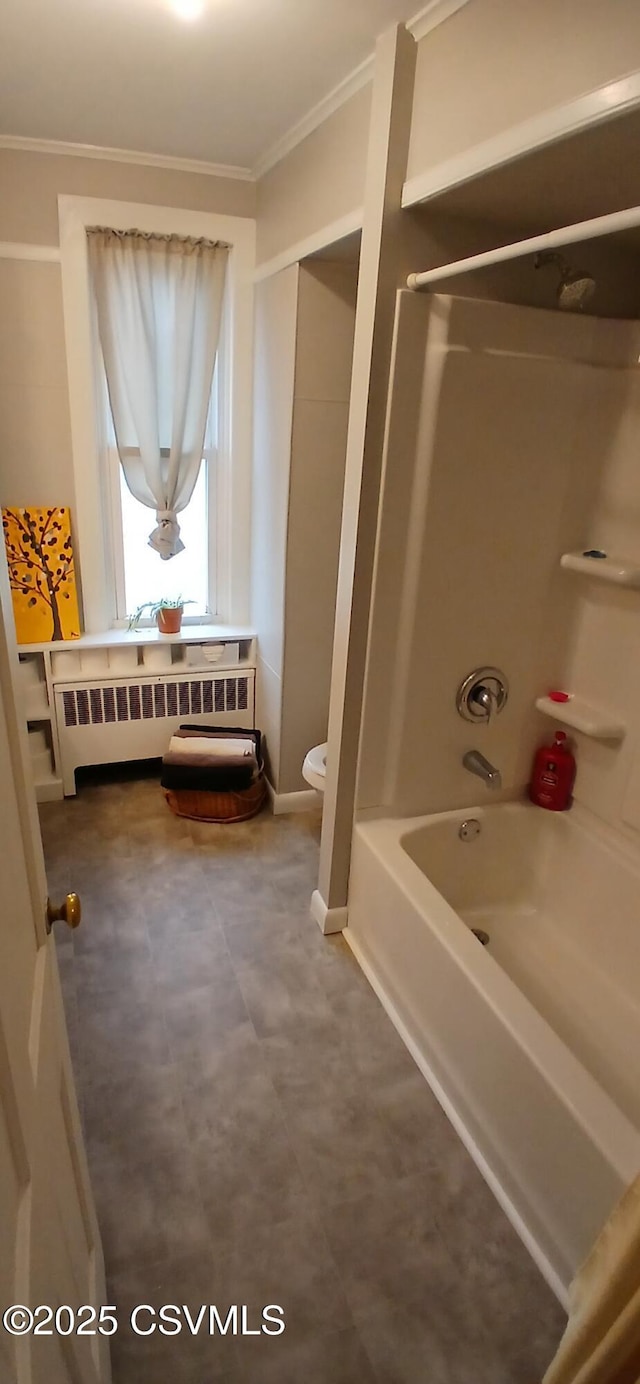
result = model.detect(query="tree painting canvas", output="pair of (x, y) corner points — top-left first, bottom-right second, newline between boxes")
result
(2, 507), (81, 643)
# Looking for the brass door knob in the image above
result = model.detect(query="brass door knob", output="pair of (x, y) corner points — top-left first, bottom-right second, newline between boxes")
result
(46, 893), (82, 933)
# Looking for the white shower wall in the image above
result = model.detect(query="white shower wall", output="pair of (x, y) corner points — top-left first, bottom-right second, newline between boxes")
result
(545, 347), (640, 836)
(359, 292), (640, 836)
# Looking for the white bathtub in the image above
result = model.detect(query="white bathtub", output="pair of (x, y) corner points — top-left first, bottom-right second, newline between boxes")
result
(347, 801), (640, 1301)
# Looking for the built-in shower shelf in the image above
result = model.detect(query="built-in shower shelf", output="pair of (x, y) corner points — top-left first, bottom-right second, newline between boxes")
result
(560, 551), (640, 587)
(535, 695), (626, 741)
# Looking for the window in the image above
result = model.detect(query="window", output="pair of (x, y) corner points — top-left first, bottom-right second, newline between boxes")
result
(103, 343), (224, 623)
(60, 197), (254, 633)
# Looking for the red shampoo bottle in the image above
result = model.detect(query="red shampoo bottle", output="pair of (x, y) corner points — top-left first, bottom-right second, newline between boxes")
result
(529, 731), (576, 811)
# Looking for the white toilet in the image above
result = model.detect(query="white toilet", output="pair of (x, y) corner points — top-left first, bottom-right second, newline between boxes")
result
(302, 742), (327, 793)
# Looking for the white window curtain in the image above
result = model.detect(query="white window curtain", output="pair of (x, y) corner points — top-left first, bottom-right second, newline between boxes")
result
(87, 227), (228, 559)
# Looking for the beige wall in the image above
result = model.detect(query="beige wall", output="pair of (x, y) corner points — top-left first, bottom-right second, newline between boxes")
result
(258, 0), (640, 270)
(0, 148), (255, 245)
(0, 259), (74, 507)
(408, 0), (640, 183)
(0, 145), (255, 523)
(279, 261), (357, 793)
(255, 86), (371, 267)
(251, 265), (299, 787)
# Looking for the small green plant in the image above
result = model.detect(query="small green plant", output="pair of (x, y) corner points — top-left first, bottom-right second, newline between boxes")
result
(127, 596), (194, 631)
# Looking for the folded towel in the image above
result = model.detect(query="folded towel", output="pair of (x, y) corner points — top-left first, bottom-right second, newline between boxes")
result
(167, 735), (255, 760)
(177, 725), (262, 760)
(164, 750), (256, 772)
(161, 762), (256, 792)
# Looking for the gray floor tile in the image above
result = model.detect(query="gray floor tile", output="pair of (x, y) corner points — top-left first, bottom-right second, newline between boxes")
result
(208, 1207), (353, 1344)
(162, 972), (252, 1062)
(283, 1089), (408, 1206)
(82, 1062), (187, 1168)
(232, 947), (338, 1037)
(152, 923), (230, 991)
(76, 996), (174, 1086)
(357, 1297), (492, 1384)
(234, 1325), (378, 1383)
(40, 775), (565, 1384)
(319, 1174), (454, 1318)
(110, 1326), (242, 1383)
(181, 1046), (312, 1247)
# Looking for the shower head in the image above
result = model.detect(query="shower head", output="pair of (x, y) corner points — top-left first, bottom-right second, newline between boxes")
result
(534, 250), (596, 311)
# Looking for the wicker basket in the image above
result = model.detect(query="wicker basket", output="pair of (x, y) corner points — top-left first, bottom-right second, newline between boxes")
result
(163, 775), (267, 823)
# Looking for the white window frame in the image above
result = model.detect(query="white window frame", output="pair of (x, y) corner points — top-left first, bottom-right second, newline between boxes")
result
(58, 194), (255, 633)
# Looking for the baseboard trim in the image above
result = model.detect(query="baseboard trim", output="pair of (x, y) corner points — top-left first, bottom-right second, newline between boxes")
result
(343, 925), (570, 1311)
(266, 782), (320, 815)
(310, 889), (348, 935)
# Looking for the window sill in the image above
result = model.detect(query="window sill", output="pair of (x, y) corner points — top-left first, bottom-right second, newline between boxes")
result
(18, 623), (256, 653)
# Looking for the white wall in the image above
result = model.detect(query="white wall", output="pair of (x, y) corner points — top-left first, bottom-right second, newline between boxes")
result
(251, 259), (357, 794)
(251, 265), (299, 787)
(279, 261), (357, 792)
(359, 293), (633, 818)
(540, 338), (640, 838)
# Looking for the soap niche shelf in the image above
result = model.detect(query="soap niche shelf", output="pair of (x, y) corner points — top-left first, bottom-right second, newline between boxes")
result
(535, 695), (625, 742)
(560, 551), (640, 588)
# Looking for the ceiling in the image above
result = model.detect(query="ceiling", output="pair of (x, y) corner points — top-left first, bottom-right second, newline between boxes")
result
(0, 0), (421, 172)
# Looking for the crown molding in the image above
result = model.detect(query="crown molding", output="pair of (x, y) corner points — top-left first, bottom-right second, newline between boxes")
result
(408, 0), (473, 43)
(252, 0), (473, 180)
(252, 57), (375, 181)
(0, 134), (254, 182)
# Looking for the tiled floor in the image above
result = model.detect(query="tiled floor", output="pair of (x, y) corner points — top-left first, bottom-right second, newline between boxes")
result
(40, 768), (566, 1383)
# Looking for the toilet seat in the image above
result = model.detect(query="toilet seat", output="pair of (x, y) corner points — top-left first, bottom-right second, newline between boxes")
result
(302, 742), (327, 793)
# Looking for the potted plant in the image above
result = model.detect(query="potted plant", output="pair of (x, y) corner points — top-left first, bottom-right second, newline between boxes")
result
(127, 596), (193, 634)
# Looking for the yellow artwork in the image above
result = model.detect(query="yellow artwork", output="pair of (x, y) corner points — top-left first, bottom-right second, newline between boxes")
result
(2, 507), (81, 643)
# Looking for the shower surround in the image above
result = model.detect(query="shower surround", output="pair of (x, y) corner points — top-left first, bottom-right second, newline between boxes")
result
(350, 291), (640, 1298)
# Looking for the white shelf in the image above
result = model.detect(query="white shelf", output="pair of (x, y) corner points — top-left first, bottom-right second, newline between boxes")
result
(17, 623), (256, 654)
(25, 693), (52, 720)
(50, 660), (254, 687)
(535, 695), (626, 741)
(560, 551), (640, 588)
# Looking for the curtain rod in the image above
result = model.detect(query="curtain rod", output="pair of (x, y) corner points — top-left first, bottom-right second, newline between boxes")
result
(406, 201), (640, 290)
(86, 226), (230, 250)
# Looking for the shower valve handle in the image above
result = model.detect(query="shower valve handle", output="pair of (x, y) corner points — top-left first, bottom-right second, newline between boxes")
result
(472, 685), (496, 723)
(456, 668), (509, 724)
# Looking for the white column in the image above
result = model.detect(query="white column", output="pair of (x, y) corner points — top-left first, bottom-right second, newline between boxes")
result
(313, 23), (416, 933)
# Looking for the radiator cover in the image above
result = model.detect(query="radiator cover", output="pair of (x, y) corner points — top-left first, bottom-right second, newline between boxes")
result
(54, 669), (255, 795)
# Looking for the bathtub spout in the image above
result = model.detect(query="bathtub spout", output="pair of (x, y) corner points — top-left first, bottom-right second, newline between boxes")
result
(462, 749), (502, 790)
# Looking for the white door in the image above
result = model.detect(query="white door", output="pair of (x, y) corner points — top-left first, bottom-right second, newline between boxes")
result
(0, 565), (110, 1383)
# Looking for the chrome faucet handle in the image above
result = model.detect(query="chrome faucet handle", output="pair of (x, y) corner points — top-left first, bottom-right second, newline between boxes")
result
(457, 668), (508, 724)
(471, 685), (495, 723)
